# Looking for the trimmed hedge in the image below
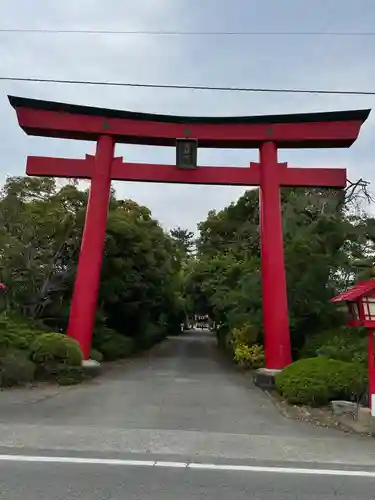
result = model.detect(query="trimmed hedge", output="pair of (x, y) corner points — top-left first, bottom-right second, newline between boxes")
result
(0, 312), (170, 386)
(30, 332), (83, 367)
(93, 327), (135, 361)
(0, 312), (45, 353)
(93, 323), (167, 360)
(300, 326), (367, 364)
(0, 314), (87, 386)
(0, 350), (36, 387)
(99, 336), (135, 360)
(275, 356), (367, 406)
(54, 365), (85, 386)
(29, 333), (83, 383)
(91, 348), (104, 363)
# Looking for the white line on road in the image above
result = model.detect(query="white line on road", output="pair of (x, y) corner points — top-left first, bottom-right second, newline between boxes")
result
(0, 454), (374, 478)
(154, 461), (188, 468)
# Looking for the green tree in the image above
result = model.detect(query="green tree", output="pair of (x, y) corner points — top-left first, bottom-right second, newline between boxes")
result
(186, 183), (374, 355)
(100, 199), (185, 340)
(0, 177), (88, 321)
(170, 226), (196, 258)
(0, 175), (185, 348)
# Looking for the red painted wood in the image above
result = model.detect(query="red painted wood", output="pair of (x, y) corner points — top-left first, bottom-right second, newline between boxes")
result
(26, 156), (346, 188)
(271, 164), (347, 188)
(112, 161), (261, 185)
(368, 330), (375, 412)
(259, 142), (292, 369)
(66, 136), (114, 359)
(26, 155), (93, 178)
(16, 107), (364, 148)
(330, 278), (375, 303)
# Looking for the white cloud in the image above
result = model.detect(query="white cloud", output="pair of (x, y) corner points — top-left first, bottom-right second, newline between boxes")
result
(1, 0), (375, 232)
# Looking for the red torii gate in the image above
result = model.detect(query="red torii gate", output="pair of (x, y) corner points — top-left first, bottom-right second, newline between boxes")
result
(8, 95), (370, 370)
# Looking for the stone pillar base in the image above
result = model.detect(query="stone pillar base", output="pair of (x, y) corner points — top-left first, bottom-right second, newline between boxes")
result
(254, 368), (281, 390)
(82, 359), (102, 377)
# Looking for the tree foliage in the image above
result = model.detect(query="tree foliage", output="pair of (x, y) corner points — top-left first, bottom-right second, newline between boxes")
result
(186, 183), (375, 356)
(170, 226), (196, 258)
(0, 176), (185, 357)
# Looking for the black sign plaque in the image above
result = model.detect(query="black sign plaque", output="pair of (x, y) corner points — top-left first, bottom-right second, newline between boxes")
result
(176, 138), (198, 170)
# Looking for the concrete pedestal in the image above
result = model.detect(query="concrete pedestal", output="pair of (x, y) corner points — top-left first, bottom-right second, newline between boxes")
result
(254, 368), (281, 390)
(82, 359), (102, 378)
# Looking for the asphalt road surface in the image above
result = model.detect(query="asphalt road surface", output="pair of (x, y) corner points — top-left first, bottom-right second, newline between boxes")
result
(1, 455), (375, 499)
(0, 329), (375, 498)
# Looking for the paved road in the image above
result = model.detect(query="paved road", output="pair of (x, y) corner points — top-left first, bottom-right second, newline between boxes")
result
(1, 458), (375, 500)
(1, 329), (375, 498)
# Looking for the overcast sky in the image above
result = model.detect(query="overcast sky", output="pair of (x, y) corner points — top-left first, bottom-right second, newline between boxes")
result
(1, 0), (375, 233)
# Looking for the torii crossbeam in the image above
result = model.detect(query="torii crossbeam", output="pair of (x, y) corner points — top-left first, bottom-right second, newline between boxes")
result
(9, 95), (370, 369)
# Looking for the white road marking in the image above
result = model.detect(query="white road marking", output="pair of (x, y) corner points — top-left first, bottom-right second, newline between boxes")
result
(154, 461), (188, 468)
(0, 454), (374, 478)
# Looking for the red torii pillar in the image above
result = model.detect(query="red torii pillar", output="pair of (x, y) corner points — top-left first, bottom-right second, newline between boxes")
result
(68, 136), (114, 359)
(258, 142), (291, 368)
(8, 95), (370, 367)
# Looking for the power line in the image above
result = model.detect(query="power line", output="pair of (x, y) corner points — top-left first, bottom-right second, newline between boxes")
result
(1, 75), (375, 96)
(1, 28), (375, 36)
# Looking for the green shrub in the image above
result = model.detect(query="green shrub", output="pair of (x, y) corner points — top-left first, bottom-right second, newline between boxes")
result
(333, 360), (368, 403)
(223, 323), (261, 360)
(34, 361), (85, 385)
(136, 323), (166, 351)
(146, 322), (165, 343)
(55, 365), (85, 386)
(300, 326), (367, 364)
(0, 312), (44, 353)
(227, 323), (260, 353)
(0, 350), (36, 387)
(317, 334), (367, 365)
(99, 336), (134, 360)
(233, 343), (265, 369)
(0, 316), (86, 386)
(94, 328), (135, 361)
(231, 323), (259, 347)
(93, 323), (166, 360)
(275, 357), (368, 406)
(30, 333), (83, 367)
(92, 326), (118, 345)
(90, 348), (103, 363)
(35, 361), (85, 385)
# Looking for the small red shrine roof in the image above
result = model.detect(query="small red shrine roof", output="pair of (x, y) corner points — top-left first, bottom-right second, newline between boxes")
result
(330, 278), (375, 303)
